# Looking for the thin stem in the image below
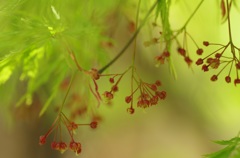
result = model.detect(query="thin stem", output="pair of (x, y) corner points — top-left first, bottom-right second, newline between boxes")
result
(226, 0), (233, 42)
(129, 0), (141, 111)
(226, 0), (236, 58)
(60, 38), (83, 72)
(171, 0), (205, 40)
(216, 60), (232, 76)
(98, 0), (158, 74)
(58, 71), (77, 114)
(44, 115), (60, 138)
(183, 0), (205, 27)
(202, 43), (230, 60)
(132, 0), (142, 66)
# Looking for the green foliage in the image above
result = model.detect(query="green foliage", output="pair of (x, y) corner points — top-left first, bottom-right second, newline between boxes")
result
(1, 0), (240, 157)
(155, 0), (172, 48)
(0, 0), (116, 114)
(205, 135), (240, 158)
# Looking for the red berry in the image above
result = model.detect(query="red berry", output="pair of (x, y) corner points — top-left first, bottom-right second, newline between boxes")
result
(156, 91), (166, 100)
(150, 96), (158, 105)
(234, 78), (240, 86)
(215, 53), (221, 58)
(196, 58), (203, 65)
(155, 80), (161, 86)
(58, 142), (67, 153)
(206, 58), (213, 63)
(111, 85), (118, 92)
(225, 76), (231, 83)
(150, 84), (157, 91)
(51, 141), (58, 149)
(203, 41), (209, 46)
(125, 96), (132, 103)
(70, 141), (81, 155)
(184, 56), (193, 65)
(103, 91), (113, 100)
(109, 78), (114, 83)
(127, 108), (135, 114)
(163, 51), (170, 57)
(236, 62), (240, 69)
(90, 121), (98, 129)
(211, 75), (218, 81)
(177, 48), (186, 56)
(196, 48), (203, 55)
(39, 135), (47, 145)
(68, 122), (78, 131)
(202, 65), (209, 72)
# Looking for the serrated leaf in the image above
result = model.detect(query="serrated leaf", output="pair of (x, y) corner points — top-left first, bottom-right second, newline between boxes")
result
(20, 46), (45, 80)
(39, 66), (67, 116)
(213, 137), (240, 145)
(232, 148), (240, 158)
(204, 145), (235, 158)
(0, 66), (14, 85)
(39, 91), (56, 117)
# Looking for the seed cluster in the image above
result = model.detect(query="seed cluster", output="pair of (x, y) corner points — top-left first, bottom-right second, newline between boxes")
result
(39, 112), (97, 155)
(125, 80), (166, 114)
(196, 41), (240, 85)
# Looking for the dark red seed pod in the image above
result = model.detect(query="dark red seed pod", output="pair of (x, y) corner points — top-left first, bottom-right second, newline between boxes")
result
(127, 108), (135, 114)
(203, 41), (209, 46)
(196, 48), (203, 55)
(125, 96), (132, 104)
(90, 121), (98, 129)
(177, 48), (186, 56)
(225, 76), (231, 83)
(196, 58), (203, 65)
(211, 75), (218, 81)
(109, 78), (114, 83)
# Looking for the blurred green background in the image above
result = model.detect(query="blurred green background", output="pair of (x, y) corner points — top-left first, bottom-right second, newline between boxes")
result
(1, 0), (240, 158)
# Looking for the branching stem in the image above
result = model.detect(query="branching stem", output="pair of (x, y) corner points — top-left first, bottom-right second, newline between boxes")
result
(226, 0), (233, 43)
(183, 0), (205, 28)
(132, 0), (141, 66)
(58, 71), (77, 114)
(98, 0), (158, 74)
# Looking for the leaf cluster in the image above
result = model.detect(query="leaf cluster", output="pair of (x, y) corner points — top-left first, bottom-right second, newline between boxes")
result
(205, 135), (240, 158)
(0, 0), (119, 115)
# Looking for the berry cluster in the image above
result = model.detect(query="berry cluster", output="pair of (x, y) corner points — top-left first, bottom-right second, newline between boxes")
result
(155, 51), (170, 66)
(85, 66), (166, 114)
(175, 30), (203, 66)
(59, 73), (102, 121)
(102, 71), (127, 103)
(146, 23), (203, 68)
(125, 68), (166, 114)
(39, 112), (97, 155)
(126, 79), (166, 114)
(196, 41), (240, 85)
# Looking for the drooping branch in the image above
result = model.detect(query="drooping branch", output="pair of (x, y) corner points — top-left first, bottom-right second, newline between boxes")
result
(98, 0), (159, 74)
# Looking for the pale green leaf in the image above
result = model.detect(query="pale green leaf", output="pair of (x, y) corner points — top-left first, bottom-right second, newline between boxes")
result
(0, 66), (13, 85)
(204, 145), (235, 158)
(213, 137), (240, 145)
(39, 91), (57, 117)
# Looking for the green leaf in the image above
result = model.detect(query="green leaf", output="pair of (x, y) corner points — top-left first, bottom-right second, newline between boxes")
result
(0, 66), (14, 85)
(204, 145), (235, 158)
(232, 148), (240, 158)
(213, 137), (240, 145)
(205, 135), (240, 158)
(20, 46), (45, 80)
(155, 0), (172, 38)
(39, 90), (57, 117)
(38, 65), (67, 116)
